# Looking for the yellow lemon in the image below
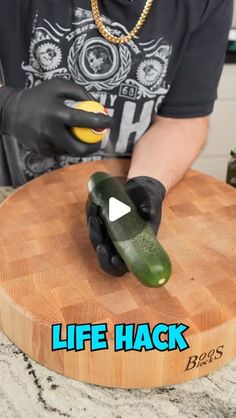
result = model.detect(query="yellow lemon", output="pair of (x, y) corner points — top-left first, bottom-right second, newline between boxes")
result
(71, 101), (108, 144)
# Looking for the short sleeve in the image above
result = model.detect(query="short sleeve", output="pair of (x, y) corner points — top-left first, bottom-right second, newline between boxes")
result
(158, 0), (234, 118)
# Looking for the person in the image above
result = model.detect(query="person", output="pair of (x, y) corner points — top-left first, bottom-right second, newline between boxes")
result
(0, 0), (233, 276)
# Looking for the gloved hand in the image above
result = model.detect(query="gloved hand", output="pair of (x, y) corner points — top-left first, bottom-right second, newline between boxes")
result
(87, 176), (166, 277)
(0, 79), (112, 156)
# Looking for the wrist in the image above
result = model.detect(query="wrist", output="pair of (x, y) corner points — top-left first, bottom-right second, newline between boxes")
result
(127, 164), (170, 190)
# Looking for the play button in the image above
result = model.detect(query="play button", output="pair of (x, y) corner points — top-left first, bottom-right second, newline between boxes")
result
(109, 197), (131, 222)
(87, 175), (148, 242)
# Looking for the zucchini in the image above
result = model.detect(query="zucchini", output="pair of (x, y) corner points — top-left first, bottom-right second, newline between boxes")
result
(88, 172), (172, 287)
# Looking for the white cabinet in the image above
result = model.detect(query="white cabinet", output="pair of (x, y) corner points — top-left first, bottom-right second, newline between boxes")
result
(192, 65), (236, 180)
(233, 3), (236, 27)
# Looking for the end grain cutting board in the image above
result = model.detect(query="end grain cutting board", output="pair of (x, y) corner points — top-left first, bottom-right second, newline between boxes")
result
(0, 159), (235, 388)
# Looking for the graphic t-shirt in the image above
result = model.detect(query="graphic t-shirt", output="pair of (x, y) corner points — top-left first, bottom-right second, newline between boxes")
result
(0, 0), (233, 186)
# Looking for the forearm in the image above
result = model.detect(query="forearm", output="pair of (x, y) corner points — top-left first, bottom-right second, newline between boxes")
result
(128, 115), (209, 192)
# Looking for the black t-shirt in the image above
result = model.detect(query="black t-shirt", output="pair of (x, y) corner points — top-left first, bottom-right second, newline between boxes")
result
(0, 0), (233, 186)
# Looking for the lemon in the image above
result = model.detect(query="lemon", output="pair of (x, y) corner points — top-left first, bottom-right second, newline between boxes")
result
(71, 101), (108, 144)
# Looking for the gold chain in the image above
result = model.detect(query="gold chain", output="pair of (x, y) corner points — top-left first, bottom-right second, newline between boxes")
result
(90, 0), (154, 44)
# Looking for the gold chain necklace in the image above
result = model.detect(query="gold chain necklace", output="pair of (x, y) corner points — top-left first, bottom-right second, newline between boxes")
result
(90, 0), (154, 44)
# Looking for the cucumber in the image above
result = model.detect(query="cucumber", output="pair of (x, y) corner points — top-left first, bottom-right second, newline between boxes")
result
(88, 172), (172, 287)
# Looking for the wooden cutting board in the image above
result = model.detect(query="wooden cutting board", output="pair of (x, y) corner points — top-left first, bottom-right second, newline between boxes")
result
(0, 159), (235, 388)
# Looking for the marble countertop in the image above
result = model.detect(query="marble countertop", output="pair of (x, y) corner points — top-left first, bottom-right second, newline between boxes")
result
(0, 187), (235, 418)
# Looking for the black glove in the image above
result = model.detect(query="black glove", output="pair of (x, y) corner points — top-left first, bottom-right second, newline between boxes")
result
(87, 176), (166, 277)
(0, 79), (112, 156)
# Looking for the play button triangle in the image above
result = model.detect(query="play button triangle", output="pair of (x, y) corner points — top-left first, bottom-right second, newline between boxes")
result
(109, 197), (131, 222)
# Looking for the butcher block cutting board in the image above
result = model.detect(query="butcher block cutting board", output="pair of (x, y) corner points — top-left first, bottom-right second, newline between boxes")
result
(0, 159), (235, 388)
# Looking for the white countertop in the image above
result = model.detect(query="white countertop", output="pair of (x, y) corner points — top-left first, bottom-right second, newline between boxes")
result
(0, 329), (235, 418)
